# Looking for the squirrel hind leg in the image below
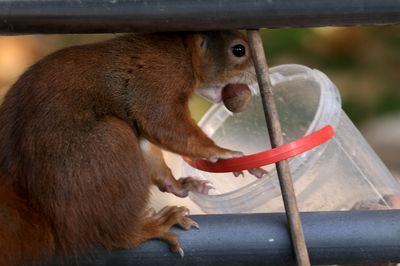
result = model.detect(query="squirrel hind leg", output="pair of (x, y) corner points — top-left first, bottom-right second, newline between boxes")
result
(123, 206), (198, 257)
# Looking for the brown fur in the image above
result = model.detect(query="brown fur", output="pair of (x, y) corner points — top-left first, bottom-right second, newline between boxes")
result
(0, 31), (254, 265)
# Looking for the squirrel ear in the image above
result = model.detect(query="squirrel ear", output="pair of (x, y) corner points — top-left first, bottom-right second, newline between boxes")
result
(195, 34), (208, 52)
(199, 37), (207, 49)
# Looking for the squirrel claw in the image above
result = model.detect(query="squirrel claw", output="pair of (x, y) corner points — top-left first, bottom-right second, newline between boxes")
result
(232, 168), (268, 179)
(248, 168), (269, 179)
(233, 171), (244, 178)
(177, 247), (184, 258)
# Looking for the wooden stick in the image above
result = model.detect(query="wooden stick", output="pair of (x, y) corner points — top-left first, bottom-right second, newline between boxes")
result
(247, 29), (311, 266)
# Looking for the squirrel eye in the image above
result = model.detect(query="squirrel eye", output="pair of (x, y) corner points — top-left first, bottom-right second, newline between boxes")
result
(232, 44), (246, 57)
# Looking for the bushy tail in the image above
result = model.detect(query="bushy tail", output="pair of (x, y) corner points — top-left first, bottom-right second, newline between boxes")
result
(0, 183), (54, 266)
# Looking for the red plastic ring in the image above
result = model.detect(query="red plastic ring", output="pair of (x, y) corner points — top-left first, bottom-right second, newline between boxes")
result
(183, 125), (334, 173)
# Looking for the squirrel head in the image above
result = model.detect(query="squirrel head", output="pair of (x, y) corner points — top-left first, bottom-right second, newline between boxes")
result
(187, 31), (256, 103)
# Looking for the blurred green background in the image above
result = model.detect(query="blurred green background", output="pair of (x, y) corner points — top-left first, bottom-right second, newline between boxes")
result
(265, 26), (400, 125)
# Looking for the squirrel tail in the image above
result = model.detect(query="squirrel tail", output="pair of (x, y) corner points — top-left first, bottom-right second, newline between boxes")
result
(0, 182), (55, 266)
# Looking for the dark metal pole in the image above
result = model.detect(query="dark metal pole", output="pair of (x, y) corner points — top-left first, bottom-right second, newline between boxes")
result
(1, 0), (400, 34)
(54, 211), (400, 265)
(247, 30), (310, 266)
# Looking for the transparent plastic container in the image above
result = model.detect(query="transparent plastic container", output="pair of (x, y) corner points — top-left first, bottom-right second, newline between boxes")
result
(181, 64), (400, 214)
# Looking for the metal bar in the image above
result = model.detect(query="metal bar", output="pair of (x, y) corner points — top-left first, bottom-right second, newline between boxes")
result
(53, 211), (400, 265)
(247, 30), (310, 266)
(1, 0), (400, 34)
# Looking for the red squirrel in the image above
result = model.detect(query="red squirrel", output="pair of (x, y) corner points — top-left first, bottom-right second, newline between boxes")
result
(0, 31), (258, 265)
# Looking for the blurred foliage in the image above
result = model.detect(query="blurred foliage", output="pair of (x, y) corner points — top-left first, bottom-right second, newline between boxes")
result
(261, 26), (400, 124)
(0, 27), (399, 124)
